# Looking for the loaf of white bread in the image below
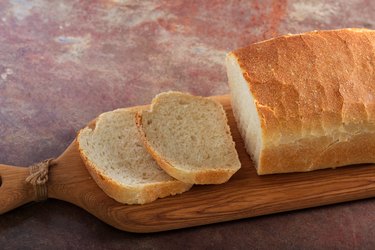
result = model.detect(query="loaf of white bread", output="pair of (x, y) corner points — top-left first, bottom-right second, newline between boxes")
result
(226, 28), (375, 174)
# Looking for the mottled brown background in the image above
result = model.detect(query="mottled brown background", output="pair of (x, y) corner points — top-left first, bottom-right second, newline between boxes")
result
(1, 0), (375, 249)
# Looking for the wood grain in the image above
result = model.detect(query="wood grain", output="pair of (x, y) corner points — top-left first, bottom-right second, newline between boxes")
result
(1, 95), (375, 232)
(0, 164), (35, 213)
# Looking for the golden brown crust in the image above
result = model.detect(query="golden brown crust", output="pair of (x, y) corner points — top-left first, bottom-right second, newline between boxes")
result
(230, 28), (375, 174)
(257, 132), (375, 175)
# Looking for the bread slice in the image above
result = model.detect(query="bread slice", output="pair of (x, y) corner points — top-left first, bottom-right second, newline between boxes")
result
(136, 91), (241, 184)
(77, 108), (192, 205)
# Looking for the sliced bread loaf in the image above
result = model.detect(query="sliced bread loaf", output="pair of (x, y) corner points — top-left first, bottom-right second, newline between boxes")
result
(77, 108), (192, 205)
(136, 91), (241, 184)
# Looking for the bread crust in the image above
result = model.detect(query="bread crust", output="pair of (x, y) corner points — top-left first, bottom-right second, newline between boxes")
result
(135, 92), (240, 184)
(77, 111), (192, 205)
(229, 28), (375, 174)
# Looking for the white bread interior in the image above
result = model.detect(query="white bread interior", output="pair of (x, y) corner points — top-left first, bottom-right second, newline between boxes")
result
(136, 91), (241, 184)
(226, 54), (263, 168)
(77, 108), (192, 204)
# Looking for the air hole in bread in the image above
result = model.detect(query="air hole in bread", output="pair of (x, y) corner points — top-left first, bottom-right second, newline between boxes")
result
(179, 100), (189, 105)
(204, 152), (210, 160)
(147, 119), (152, 125)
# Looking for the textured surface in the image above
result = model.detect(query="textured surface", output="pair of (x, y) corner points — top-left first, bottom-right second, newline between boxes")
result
(229, 29), (375, 174)
(1, 0), (375, 249)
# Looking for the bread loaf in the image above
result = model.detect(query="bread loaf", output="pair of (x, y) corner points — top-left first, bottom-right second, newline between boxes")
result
(136, 91), (241, 184)
(226, 28), (375, 174)
(77, 108), (192, 204)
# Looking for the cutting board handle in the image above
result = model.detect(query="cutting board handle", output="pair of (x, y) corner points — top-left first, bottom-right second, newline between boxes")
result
(0, 164), (34, 214)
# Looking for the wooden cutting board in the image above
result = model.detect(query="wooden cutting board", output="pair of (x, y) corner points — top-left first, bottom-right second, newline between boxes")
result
(1, 95), (375, 233)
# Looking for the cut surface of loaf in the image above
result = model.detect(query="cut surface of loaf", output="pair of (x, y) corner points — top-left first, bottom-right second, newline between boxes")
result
(77, 108), (192, 204)
(226, 28), (375, 174)
(137, 91), (241, 184)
